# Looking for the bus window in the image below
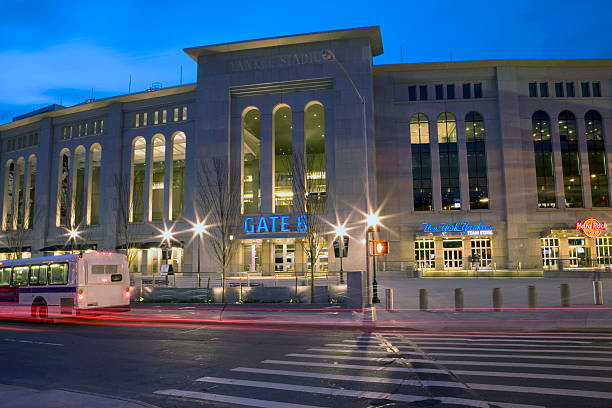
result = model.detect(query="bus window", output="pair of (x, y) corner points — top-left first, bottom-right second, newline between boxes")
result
(49, 263), (68, 285)
(29, 265), (48, 285)
(12, 266), (29, 286)
(0, 268), (10, 286)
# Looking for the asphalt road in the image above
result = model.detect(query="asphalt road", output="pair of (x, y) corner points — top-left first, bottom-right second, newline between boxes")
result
(0, 320), (611, 407)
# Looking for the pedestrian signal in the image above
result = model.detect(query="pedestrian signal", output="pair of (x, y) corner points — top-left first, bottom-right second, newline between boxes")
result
(374, 240), (389, 256)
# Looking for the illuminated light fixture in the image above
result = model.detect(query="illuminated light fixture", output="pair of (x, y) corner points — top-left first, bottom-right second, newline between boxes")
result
(480, 197), (489, 202)
(334, 223), (347, 238)
(193, 221), (206, 235)
(366, 212), (380, 229)
(68, 228), (79, 239)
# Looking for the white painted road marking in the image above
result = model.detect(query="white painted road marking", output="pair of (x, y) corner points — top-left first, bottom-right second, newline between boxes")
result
(3, 338), (64, 346)
(154, 389), (327, 408)
(345, 339), (611, 347)
(352, 337), (600, 344)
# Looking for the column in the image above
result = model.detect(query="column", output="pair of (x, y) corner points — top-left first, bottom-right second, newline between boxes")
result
(430, 120), (442, 211)
(260, 109), (273, 214)
(577, 115), (592, 208)
(83, 148), (90, 224)
(434, 238), (444, 270)
(164, 136), (172, 221)
(457, 117), (470, 211)
(550, 111), (566, 208)
(144, 137), (152, 222)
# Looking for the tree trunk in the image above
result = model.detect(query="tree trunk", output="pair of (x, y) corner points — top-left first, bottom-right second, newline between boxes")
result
(222, 265), (226, 303)
(310, 254), (315, 304)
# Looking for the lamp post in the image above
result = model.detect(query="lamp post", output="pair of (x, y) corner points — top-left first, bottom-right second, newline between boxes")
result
(366, 212), (381, 303)
(322, 48), (371, 307)
(193, 221), (206, 288)
(334, 223), (346, 283)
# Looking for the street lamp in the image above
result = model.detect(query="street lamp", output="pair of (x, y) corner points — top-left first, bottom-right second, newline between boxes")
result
(367, 211), (381, 303)
(334, 223), (347, 283)
(192, 221), (206, 287)
(322, 48), (372, 307)
(68, 228), (79, 253)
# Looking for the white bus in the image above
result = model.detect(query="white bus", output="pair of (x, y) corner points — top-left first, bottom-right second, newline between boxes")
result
(0, 252), (131, 319)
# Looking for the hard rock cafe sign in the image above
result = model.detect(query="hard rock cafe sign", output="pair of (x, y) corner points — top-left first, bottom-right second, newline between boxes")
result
(576, 218), (608, 238)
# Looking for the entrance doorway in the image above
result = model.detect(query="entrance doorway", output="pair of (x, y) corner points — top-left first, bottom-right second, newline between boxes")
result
(242, 244), (261, 272)
(568, 238), (590, 267)
(443, 240), (463, 269)
(274, 244), (295, 272)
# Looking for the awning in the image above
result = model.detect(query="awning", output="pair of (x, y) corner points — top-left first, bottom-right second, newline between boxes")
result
(40, 244), (97, 252)
(115, 241), (184, 250)
(0, 247), (31, 253)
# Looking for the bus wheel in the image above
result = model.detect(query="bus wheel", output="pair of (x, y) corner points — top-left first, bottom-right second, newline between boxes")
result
(31, 300), (48, 321)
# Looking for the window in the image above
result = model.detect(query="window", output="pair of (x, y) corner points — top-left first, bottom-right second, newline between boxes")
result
(463, 83), (471, 99)
(465, 112), (488, 209)
(541, 238), (559, 267)
(162, 109), (167, 123)
(57, 151), (70, 227)
(559, 110), (583, 207)
(305, 102), (326, 211)
(539, 82), (549, 97)
(151, 135), (166, 222)
(419, 85), (428, 101)
(154, 111), (159, 125)
(0, 268), (10, 286)
(415, 240), (435, 269)
(532, 111), (556, 208)
(171, 133), (185, 220)
(410, 113), (431, 211)
(408, 86), (416, 101)
(28, 133), (38, 146)
(566, 82), (575, 97)
(438, 112), (460, 210)
(3, 161), (14, 230)
(130, 137), (146, 222)
(435, 84), (444, 100)
(242, 108), (261, 214)
(274, 105), (293, 213)
(446, 84), (455, 99)
(581, 82), (590, 97)
(134, 113), (140, 128)
(29, 265), (48, 285)
(173, 107), (179, 122)
(73, 146), (86, 226)
(48, 263), (68, 285)
(596, 237), (612, 265)
(585, 110), (609, 207)
(529, 82), (538, 97)
(471, 238), (491, 267)
(14, 158), (25, 229)
(181, 106), (187, 121)
(474, 83), (482, 98)
(89, 144), (102, 224)
(12, 266), (29, 286)
(91, 120), (97, 135)
(25, 156), (36, 229)
(593, 82), (601, 97)
(555, 82), (564, 97)
(142, 112), (148, 127)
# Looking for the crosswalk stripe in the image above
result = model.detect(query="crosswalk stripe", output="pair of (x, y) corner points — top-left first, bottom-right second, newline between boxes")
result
(326, 343), (612, 355)
(287, 353), (612, 371)
(344, 340), (612, 349)
(306, 348), (612, 362)
(194, 376), (544, 408)
(346, 338), (607, 345)
(154, 389), (327, 408)
(377, 333), (612, 340)
(262, 360), (612, 383)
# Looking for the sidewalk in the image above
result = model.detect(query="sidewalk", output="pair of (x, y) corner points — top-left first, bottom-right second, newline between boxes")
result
(0, 384), (158, 408)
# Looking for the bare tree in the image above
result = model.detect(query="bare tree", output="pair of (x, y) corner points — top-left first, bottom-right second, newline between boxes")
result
(112, 174), (143, 271)
(195, 156), (241, 303)
(292, 148), (328, 303)
(3, 204), (43, 259)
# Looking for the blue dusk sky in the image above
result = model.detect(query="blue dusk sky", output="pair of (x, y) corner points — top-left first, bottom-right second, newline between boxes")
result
(1, 0), (610, 124)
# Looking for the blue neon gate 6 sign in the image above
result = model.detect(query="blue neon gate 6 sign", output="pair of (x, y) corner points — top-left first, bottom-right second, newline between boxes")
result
(243, 216), (307, 234)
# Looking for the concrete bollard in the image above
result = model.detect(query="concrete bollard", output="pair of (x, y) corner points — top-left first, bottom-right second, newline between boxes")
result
(454, 288), (464, 311)
(419, 289), (428, 311)
(593, 281), (604, 305)
(560, 283), (571, 307)
(528, 285), (537, 309)
(385, 288), (394, 311)
(492, 288), (502, 312)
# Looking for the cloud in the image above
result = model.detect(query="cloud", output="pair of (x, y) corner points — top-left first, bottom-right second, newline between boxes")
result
(0, 42), (195, 109)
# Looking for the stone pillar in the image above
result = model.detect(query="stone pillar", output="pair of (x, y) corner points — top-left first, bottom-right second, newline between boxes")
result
(434, 238), (444, 270)
(164, 136), (173, 221)
(457, 117), (470, 211)
(260, 109), (273, 214)
(430, 119), (442, 211)
(550, 111), (566, 208)
(577, 115), (592, 208)
(559, 237), (569, 270)
(143, 137), (152, 222)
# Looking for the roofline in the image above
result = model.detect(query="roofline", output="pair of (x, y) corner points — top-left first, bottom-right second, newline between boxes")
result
(0, 83), (197, 132)
(184, 26), (383, 61)
(373, 58), (612, 72)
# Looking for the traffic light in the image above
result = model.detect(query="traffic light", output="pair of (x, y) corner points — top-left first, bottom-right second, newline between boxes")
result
(373, 240), (389, 256)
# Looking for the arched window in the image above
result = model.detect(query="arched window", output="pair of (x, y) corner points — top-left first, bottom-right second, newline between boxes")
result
(274, 105), (293, 213)
(410, 113), (432, 211)
(304, 102), (326, 209)
(242, 108), (261, 214)
(89, 144), (101, 224)
(559, 110), (582, 207)
(73, 146), (86, 226)
(131, 137), (146, 222)
(14, 158), (25, 229)
(151, 135), (165, 222)
(437, 112), (460, 210)
(465, 112), (488, 209)
(171, 133), (185, 220)
(25, 155), (36, 229)
(585, 110), (608, 207)
(532, 111), (556, 208)
(3, 161), (14, 230)
(57, 150), (70, 227)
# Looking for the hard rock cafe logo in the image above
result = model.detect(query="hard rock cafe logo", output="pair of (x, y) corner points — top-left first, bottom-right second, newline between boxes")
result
(576, 218), (608, 238)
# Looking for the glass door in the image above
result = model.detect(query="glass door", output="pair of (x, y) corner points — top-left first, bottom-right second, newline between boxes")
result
(568, 238), (590, 267)
(443, 241), (463, 269)
(274, 244), (295, 273)
(242, 244), (262, 272)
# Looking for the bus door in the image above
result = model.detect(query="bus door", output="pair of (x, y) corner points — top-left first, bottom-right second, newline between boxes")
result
(0, 268), (17, 302)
